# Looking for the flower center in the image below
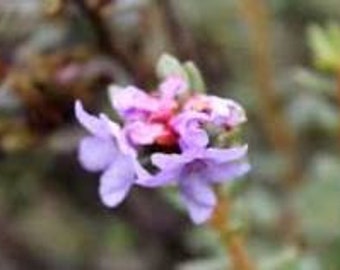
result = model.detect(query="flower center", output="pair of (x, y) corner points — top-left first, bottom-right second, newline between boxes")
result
(149, 107), (179, 147)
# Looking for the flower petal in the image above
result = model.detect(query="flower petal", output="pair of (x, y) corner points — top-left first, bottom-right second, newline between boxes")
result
(206, 145), (248, 164)
(133, 159), (152, 183)
(171, 111), (209, 150)
(78, 136), (117, 172)
(183, 198), (215, 224)
(99, 155), (135, 207)
(180, 176), (216, 224)
(180, 174), (217, 207)
(75, 100), (108, 138)
(208, 96), (247, 127)
(151, 152), (189, 170)
(99, 114), (136, 157)
(181, 196), (215, 224)
(109, 85), (158, 120)
(159, 76), (187, 99)
(138, 168), (180, 187)
(207, 161), (251, 183)
(125, 121), (163, 145)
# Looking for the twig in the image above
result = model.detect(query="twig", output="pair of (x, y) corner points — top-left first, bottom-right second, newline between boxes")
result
(210, 188), (255, 270)
(238, 0), (300, 188)
(238, 0), (303, 246)
(336, 69), (340, 149)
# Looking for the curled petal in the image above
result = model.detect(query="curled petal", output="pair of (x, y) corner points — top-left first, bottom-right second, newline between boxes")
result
(180, 174), (217, 208)
(171, 111), (209, 150)
(99, 114), (136, 157)
(181, 196), (215, 224)
(109, 85), (159, 120)
(133, 158), (152, 183)
(137, 168), (180, 187)
(180, 177), (216, 224)
(99, 155), (135, 207)
(206, 145), (248, 164)
(208, 96), (246, 127)
(184, 95), (246, 128)
(75, 100), (109, 138)
(125, 121), (163, 145)
(151, 152), (189, 170)
(159, 76), (188, 99)
(207, 161), (251, 183)
(78, 136), (117, 172)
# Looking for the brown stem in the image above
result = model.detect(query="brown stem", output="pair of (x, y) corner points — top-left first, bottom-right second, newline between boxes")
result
(237, 0), (300, 188)
(336, 69), (340, 148)
(210, 188), (255, 270)
(238, 0), (303, 246)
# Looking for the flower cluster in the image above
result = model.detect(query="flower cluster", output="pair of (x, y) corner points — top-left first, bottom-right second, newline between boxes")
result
(76, 74), (250, 224)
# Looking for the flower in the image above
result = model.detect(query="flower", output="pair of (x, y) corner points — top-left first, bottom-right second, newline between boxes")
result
(123, 121), (163, 145)
(109, 85), (159, 122)
(170, 111), (209, 150)
(170, 95), (246, 151)
(108, 76), (187, 147)
(159, 75), (188, 99)
(141, 145), (250, 224)
(76, 65), (250, 225)
(184, 95), (246, 128)
(75, 100), (150, 208)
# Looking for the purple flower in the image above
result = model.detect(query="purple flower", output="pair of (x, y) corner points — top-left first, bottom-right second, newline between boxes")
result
(208, 96), (246, 127)
(159, 76), (188, 99)
(170, 111), (210, 150)
(141, 145), (250, 224)
(184, 95), (246, 128)
(75, 101), (150, 208)
(124, 120), (164, 145)
(172, 96), (247, 151)
(108, 77), (186, 147)
(109, 76), (186, 122)
(109, 85), (159, 121)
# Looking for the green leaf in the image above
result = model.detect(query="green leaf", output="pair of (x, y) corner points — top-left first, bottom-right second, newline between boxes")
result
(183, 61), (206, 93)
(156, 53), (188, 80)
(307, 23), (340, 72)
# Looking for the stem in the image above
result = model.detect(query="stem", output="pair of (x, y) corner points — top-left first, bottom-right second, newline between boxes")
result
(238, 0), (300, 188)
(210, 188), (255, 270)
(238, 0), (302, 245)
(336, 68), (340, 149)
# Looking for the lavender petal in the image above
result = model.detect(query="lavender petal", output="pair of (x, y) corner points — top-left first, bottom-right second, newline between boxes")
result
(99, 155), (135, 207)
(78, 136), (117, 172)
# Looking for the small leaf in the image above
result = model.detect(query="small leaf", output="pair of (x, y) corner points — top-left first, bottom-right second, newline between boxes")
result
(307, 23), (340, 72)
(183, 61), (206, 93)
(156, 53), (188, 80)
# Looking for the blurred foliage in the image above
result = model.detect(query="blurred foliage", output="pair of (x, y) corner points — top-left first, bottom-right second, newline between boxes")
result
(308, 23), (340, 72)
(0, 0), (340, 269)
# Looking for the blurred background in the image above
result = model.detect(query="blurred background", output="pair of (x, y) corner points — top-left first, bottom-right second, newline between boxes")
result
(0, 0), (339, 269)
